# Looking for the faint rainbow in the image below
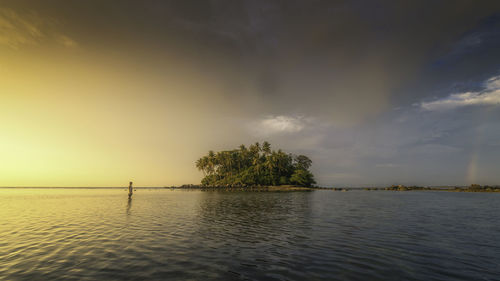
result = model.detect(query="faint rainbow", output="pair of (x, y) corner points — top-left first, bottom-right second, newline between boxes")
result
(465, 108), (490, 184)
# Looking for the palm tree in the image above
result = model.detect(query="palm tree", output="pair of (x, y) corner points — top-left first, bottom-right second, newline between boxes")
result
(262, 141), (271, 155)
(208, 150), (215, 175)
(239, 145), (248, 171)
(295, 155), (312, 170)
(226, 151), (235, 178)
(195, 158), (204, 175)
(196, 142), (315, 187)
(264, 152), (277, 185)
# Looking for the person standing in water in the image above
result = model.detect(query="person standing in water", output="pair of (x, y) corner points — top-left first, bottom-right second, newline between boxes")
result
(128, 181), (133, 198)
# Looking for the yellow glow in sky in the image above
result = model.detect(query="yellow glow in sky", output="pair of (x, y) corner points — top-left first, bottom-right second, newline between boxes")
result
(0, 43), (248, 186)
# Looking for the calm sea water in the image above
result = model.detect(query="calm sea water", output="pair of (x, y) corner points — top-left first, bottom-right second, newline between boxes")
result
(1, 188), (499, 281)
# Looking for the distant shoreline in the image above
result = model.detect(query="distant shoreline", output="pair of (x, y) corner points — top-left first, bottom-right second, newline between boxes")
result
(166, 184), (500, 193)
(1, 184), (499, 193)
(361, 185), (500, 193)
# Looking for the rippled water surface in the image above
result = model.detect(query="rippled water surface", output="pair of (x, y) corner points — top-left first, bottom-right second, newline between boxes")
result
(1, 188), (499, 280)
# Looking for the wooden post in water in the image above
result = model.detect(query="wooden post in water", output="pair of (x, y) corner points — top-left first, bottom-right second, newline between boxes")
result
(128, 181), (133, 198)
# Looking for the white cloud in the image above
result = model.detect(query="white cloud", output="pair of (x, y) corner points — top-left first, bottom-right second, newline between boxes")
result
(421, 75), (500, 111)
(254, 115), (307, 135)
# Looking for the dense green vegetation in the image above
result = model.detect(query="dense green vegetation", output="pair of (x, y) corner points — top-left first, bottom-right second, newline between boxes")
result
(196, 142), (316, 187)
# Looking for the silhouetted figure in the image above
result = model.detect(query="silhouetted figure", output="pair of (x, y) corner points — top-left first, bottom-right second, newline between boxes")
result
(128, 181), (133, 198)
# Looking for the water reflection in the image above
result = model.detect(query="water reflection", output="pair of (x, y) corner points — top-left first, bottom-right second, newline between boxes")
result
(126, 197), (132, 215)
(197, 192), (312, 229)
(193, 191), (314, 280)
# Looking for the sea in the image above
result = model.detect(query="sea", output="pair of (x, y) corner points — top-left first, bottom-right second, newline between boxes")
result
(1, 188), (499, 280)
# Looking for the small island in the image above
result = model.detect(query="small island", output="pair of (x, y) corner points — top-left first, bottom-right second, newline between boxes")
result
(195, 142), (316, 188)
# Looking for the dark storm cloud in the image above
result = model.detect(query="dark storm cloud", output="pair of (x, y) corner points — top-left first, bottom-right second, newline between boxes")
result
(400, 13), (500, 106)
(5, 0), (500, 117)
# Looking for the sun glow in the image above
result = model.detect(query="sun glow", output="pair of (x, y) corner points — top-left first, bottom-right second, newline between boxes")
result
(0, 50), (214, 187)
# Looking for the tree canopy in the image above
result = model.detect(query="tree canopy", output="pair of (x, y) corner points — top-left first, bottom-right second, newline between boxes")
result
(196, 142), (316, 187)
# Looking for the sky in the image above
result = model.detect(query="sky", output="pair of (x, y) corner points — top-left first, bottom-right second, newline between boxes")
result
(1, 0), (500, 187)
